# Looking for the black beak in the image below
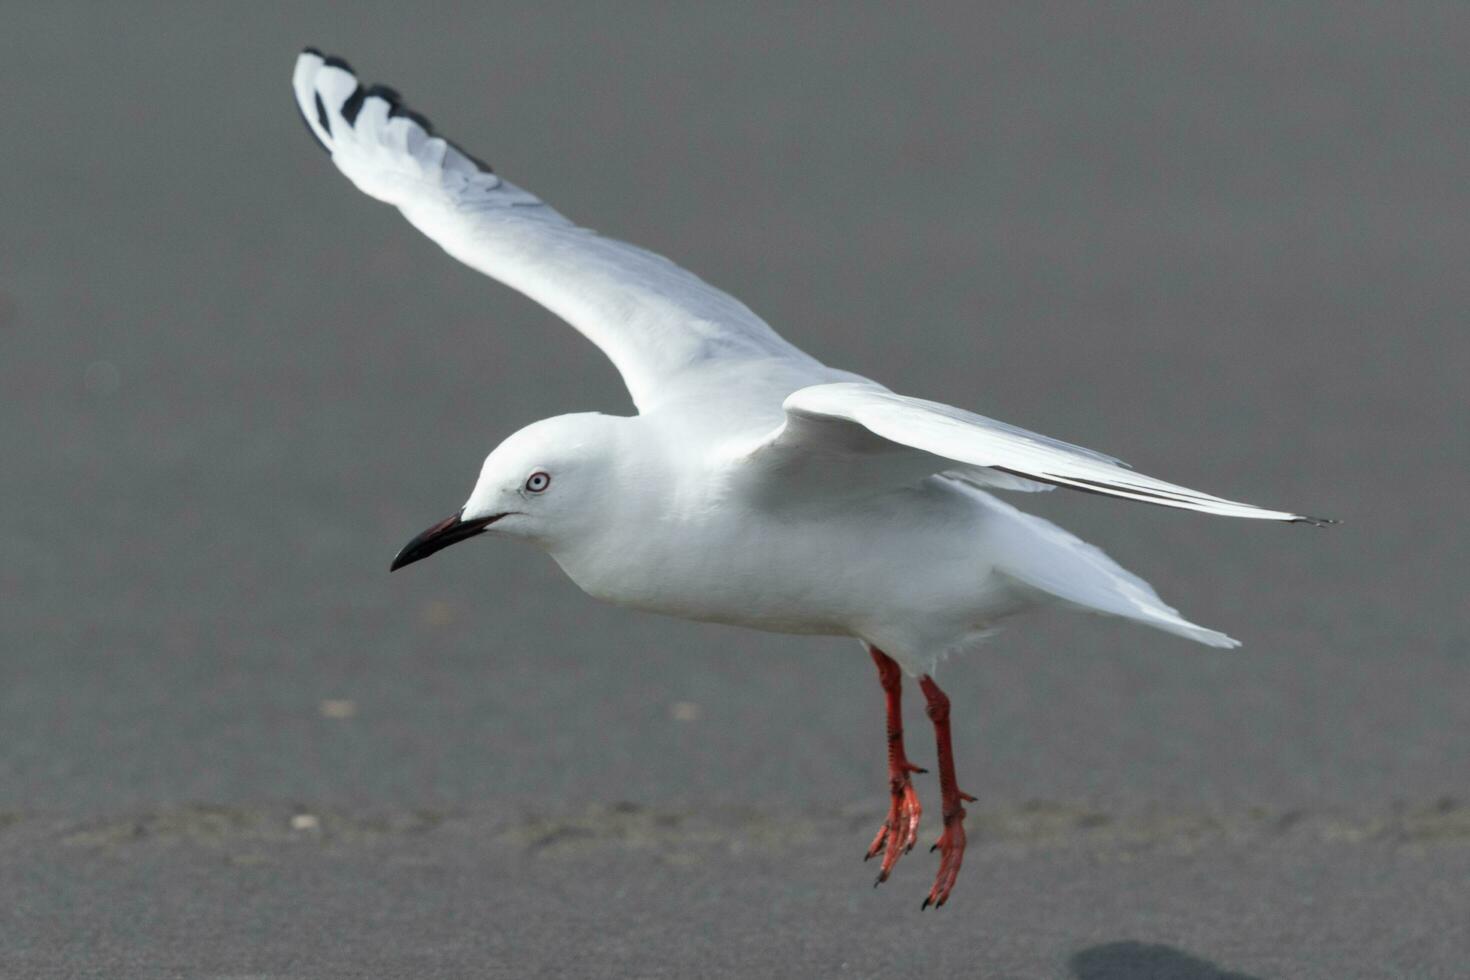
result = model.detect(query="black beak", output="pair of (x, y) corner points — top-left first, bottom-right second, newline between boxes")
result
(389, 509), (500, 572)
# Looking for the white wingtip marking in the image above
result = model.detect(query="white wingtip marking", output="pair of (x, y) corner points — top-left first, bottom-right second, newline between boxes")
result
(292, 51), (331, 149)
(292, 50), (506, 209)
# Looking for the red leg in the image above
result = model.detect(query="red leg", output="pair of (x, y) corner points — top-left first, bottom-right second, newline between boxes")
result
(918, 674), (976, 909)
(864, 646), (926, 885)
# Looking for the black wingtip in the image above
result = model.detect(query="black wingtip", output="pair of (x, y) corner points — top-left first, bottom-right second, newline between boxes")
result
(339, 85), (366, 125)
(455, 143), (496, 174)
(387, 100), (434, 130)
(313, 92), (331, 137)
(296, 52), (496, 176)
(1292, 515), (1341, 528)
(365, 85), (495, 175)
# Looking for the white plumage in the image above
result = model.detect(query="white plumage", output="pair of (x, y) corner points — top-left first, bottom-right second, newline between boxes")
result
(292, 50), (1329, 674)
(293, 49), (1334, 908)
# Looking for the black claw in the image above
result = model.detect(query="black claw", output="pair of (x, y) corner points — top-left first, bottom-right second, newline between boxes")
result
(913, 767), (929, 774)
(921, 897), (932, 910)
(930, 842), (938, 853)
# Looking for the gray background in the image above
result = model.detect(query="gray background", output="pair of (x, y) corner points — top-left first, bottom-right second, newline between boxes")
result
(2, 2), (1467, 977)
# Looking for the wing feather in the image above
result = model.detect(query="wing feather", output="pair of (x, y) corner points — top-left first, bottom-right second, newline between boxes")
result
(746, 383), (1333, 524)
(292, 50), (816, 411)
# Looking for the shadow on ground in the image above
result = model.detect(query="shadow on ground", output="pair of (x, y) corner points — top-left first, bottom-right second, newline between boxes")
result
(1072, 942), (1264, 980)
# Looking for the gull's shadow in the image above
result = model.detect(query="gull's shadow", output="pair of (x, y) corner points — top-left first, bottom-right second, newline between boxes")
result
(1070, 942), (1265, 980)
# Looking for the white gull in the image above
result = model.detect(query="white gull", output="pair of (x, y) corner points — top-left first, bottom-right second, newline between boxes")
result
(292, 50), (1332, 908)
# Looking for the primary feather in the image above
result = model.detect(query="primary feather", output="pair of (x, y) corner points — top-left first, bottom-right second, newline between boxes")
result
(292, 50), (819, 412)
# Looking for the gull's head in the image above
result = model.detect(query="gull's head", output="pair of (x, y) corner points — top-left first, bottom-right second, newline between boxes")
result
(389, 413), (623, 571)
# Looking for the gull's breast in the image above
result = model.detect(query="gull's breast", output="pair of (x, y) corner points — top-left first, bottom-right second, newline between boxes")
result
(548, 481), (1013, 638)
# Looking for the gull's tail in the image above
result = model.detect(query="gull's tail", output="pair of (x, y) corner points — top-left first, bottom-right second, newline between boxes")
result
(960, 483), (1241, 648)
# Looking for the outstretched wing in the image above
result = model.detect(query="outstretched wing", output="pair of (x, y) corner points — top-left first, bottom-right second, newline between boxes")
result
(743, 383), (1333, 523)
(292, 50), (818, 412)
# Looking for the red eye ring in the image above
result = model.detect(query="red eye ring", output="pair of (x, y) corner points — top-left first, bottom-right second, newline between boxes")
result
(525, 471), (551, 493)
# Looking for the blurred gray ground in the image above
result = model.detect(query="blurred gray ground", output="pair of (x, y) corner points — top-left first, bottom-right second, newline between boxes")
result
(1, 2), (1466, 977)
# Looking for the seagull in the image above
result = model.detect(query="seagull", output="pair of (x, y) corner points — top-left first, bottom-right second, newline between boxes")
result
(292, 50), (1332, 908)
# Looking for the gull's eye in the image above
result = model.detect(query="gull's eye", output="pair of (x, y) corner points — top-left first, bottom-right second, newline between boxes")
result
(524, 471), (551, 493)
